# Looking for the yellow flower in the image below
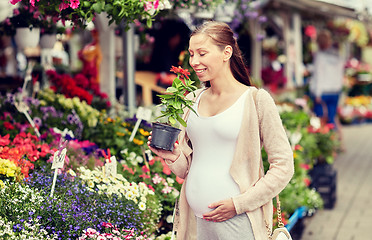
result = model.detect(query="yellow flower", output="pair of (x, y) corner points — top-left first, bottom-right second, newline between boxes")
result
(133, 138), (144, 146)
(116, 132), (125, 137)
(0, 180), (5, 188)
(107, 117), (115, 123)
(139, 128), (150, 137)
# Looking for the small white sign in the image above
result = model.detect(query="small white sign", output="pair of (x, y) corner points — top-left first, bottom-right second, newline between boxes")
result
(52, 148), (67, 169)
(136, 107), (152, 121)
(104, 156), (117, 178)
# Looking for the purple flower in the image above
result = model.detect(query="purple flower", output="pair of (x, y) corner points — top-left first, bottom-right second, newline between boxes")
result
(67, 114), (75, 124)
(33, 117), (42, 126)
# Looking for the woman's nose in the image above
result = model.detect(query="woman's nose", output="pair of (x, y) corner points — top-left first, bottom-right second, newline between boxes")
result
(189, 56), (199, 67)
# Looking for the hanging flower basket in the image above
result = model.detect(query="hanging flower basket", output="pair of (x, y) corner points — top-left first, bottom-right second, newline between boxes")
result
(14, 27), (40, 49)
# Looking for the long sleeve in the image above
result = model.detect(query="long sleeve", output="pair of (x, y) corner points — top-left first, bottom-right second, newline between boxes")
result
(232, 89), (294, 213)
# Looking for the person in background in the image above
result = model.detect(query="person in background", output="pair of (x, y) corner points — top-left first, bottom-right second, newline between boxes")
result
(310, 29), (345, 134)
(148, 21), (294, 240)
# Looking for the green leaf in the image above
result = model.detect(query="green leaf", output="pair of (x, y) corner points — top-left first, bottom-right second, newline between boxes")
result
(169, 116), (176, 126)
(83, 1), (91, 7)
(92, 2), (103, 13)
(177, 116), (187, 127)
(166, 87), (178, 93)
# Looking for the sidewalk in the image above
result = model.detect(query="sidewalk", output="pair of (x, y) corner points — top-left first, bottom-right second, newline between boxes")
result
(301, 124), (372, 240)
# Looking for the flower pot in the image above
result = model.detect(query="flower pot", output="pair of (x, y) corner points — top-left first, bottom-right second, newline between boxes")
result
(15, 27), (40, 49)
(40, 34), (57, 49)
(150, 122), (181, 151)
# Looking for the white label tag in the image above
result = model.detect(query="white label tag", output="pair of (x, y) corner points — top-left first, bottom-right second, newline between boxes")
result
(136, 107), (152, 121)
(105, 156), (117, 178)
(52, 148), (67, 169)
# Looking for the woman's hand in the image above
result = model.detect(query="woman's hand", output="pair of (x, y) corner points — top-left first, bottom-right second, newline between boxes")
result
(147, 133), (181, 163)
(202, 198), (237, 222)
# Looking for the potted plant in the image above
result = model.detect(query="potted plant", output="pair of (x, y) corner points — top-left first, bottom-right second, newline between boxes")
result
(150, 66), (198, 151)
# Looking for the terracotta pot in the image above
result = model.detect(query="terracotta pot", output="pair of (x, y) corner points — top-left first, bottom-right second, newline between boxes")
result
(15, 27), (40, 49)
(150, 122), (181, 151)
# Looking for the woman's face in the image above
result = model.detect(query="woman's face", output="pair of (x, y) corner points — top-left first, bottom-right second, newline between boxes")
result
(188, 34), (226, 82)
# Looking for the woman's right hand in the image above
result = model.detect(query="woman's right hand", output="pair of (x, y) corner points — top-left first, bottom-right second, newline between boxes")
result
(147, 133), (181, 163)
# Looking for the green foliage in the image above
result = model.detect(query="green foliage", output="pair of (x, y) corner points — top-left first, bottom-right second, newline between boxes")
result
(157, 73), (198, 128)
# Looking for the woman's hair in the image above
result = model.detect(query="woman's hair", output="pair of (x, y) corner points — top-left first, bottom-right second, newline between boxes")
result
(190, 21), (252, 87)
(317, 30), (332, 51)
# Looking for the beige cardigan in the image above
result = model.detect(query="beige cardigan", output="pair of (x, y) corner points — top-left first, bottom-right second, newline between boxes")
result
(166, 87), (294, 240)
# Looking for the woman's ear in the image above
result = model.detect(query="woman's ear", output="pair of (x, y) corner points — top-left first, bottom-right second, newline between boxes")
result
(223, 45), (233, 62)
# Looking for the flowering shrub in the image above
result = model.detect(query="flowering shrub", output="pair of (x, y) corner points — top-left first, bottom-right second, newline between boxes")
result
(0, 132), (51, 178)
(78, 166), (162, 234)
(0, 3), (42, 36)
(7, 0), (171, 29)
(46, 70), (111, 110)
(12, 166), (158, 238)
(37, 88), (101, 129)
(0, 215), (57, 240)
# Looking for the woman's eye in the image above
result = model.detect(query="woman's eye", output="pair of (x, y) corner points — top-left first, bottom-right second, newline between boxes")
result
(200, 53), (206, 56)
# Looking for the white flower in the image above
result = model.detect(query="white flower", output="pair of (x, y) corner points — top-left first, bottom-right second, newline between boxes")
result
(87, 180), (95, 188)
(138, 202), (146, 211)
(166, 215), (173, 223)
(166, 177), (175, 185)
(135, 156), (143, 164)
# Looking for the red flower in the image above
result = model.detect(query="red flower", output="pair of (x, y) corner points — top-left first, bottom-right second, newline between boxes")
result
(3, 122), (14, 130)
(142, 165), (150, 173)
(176, 176), (184, 184)
(139, 173), (150, 179)
(0, 134), (11, 146)
(170, 66), (190, 79)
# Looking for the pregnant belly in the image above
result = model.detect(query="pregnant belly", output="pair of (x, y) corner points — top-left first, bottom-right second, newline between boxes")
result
(185, 167), (240, 218)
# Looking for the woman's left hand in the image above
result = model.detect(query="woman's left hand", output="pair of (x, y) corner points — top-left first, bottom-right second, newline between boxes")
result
(202, 198), (237, 222)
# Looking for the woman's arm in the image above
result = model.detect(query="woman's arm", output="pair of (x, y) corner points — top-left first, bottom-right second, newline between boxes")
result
(233, 89), (294, 213)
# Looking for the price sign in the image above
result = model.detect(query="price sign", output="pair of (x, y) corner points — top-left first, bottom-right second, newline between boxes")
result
(51, 148), (67, 169)
(104, 156), (117, 178)
(129, 107), (152, 142)
(136, 107), (152, 122)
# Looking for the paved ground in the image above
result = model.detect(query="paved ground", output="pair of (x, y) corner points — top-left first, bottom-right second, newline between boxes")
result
(301, 124), (372, 240)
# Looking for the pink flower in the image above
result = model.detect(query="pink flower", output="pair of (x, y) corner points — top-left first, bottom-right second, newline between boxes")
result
(152, 174), (163, 185)
(161, 185), (173, 194)
(59, 2), (70, 11)
(144, 1), (152, 11)
(13, 8), (20, 15)
(70, 0), (80, 9)
(9, 0), (21, 5)
(153, 0), (159, 9)
(85, 228), (98, 237)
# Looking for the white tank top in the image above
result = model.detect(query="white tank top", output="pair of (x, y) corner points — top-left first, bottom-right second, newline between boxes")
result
(185, 89), (250, 218)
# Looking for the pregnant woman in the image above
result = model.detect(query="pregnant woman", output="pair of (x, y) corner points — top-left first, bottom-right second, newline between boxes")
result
(148, 21), (294, 240)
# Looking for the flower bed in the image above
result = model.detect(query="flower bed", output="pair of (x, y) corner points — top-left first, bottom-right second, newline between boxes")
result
(0, 86), (341, 237)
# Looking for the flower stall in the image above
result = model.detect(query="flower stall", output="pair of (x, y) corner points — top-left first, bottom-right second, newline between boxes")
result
(0, 71), (343, 239)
